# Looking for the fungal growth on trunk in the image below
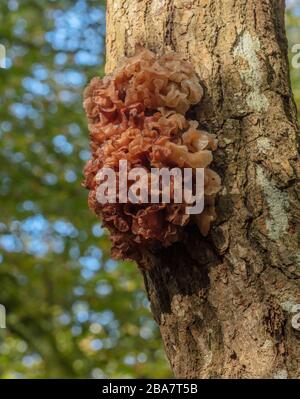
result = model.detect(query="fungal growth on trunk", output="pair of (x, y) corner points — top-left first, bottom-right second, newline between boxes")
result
(83, 48), (221, 266)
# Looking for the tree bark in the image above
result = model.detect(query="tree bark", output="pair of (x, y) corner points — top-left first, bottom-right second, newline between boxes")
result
(106, 0), (300, 378)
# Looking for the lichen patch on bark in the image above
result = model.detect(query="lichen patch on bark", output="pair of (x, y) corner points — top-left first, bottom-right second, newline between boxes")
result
(233, 31), (269, 112)
(256, 165), (289, 241)
(256, 137), (272, 153)
(273, 369), (288, 379)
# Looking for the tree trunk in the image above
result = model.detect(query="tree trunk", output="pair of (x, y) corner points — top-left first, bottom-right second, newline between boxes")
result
(105, 0), (300, 378)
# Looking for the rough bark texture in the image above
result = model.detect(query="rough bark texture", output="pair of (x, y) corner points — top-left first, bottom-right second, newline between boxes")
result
(106, 0), (300, 378)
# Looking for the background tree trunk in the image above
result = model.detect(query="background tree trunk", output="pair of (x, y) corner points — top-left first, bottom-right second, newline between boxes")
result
(106, 0), (300, 378)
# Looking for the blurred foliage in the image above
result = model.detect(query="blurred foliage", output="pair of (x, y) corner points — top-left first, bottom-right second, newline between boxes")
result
(287, 0), (300, 117)
(0, 0), (299, 379)
(0, 0), (171, 378)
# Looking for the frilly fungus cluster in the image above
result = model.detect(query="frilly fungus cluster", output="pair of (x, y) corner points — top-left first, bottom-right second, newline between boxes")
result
(83, 48), (221, 265)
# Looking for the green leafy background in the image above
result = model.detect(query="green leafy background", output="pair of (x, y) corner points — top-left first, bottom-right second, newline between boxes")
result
(0, 0), (299, 378)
